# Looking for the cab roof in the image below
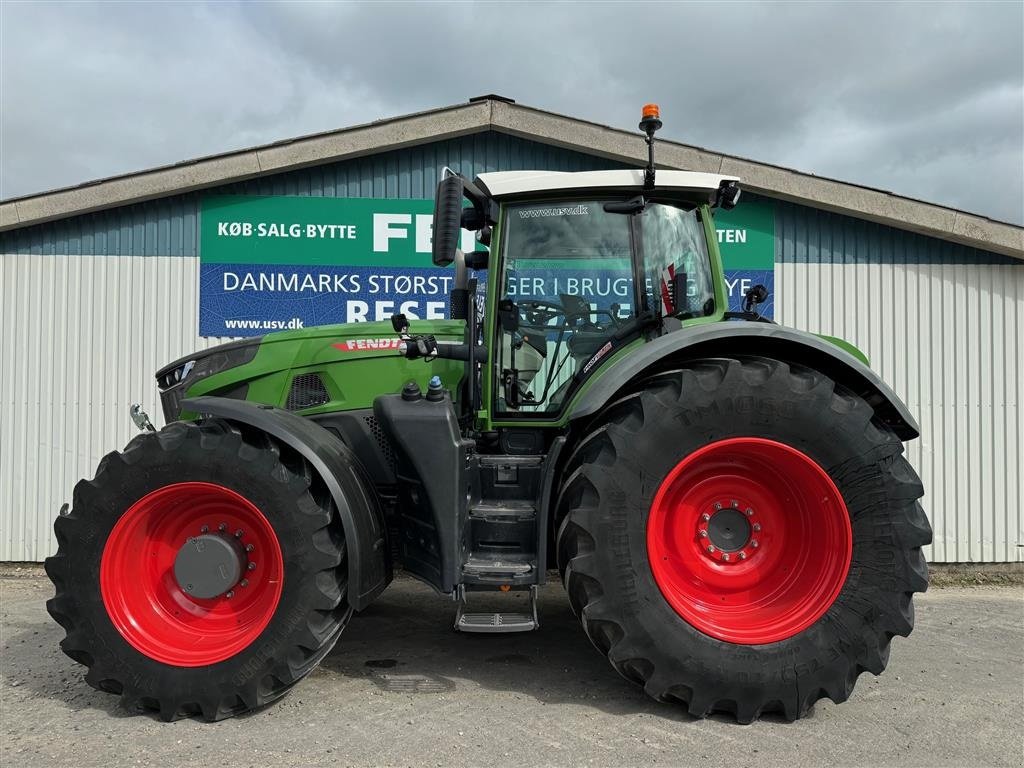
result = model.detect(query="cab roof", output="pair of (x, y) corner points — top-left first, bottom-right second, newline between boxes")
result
(474, 169), (739, 203)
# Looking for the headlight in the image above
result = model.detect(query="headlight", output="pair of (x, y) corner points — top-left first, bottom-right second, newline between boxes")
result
(154, 338), (262, 421)
(157, 360), (195, 391)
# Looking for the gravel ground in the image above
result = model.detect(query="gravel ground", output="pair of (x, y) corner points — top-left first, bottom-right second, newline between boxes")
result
(1, 569), (1022, 768)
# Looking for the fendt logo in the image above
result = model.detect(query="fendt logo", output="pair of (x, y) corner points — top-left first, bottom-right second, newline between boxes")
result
(331, 338), (404, 352)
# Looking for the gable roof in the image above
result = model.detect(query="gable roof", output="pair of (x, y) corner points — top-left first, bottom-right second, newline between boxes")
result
(1, 96), (1021, 259)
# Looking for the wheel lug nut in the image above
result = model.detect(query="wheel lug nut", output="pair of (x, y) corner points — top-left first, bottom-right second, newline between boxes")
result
(745, 508), (754, 517)
(731, 500), (739, 508)
(245, 544), (254, 552)
(247, 562), (256, 571)
(234, 529), (244, 538)
(713, 502), (722, 511)
(701, 513), (710, 522)
(707, 545), (716, 553)
(753, 523), (761, 532)
(698, 530), (708, 538)
(739, 552), (747, 560)
(751, 540), (759, 548)
(722, 553), (730, 562)
(225, 590), (234, 599)
(240, 579), (249, 588)
(200, 525), (209, 533)
(218, 523), (227, 532)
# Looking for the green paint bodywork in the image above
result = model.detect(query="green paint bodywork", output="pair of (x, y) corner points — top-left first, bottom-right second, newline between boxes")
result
(817, 335), (870, 365)
(179, 320), (466, 420)
(178, 201), (870, 427)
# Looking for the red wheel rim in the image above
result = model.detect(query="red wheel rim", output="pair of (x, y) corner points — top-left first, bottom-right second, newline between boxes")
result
(647, 438), (851, 644)
(100, 482), (284, 666)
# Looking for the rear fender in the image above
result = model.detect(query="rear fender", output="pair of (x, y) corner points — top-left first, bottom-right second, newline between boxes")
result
(183, 396), (391, 610)
(569, 321), (919, 440)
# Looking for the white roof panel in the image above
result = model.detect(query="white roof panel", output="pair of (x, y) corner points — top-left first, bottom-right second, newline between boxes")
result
(475, 169), (739, 198)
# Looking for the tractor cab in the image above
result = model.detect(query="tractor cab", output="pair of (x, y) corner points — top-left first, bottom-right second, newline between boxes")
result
(458, 168), (741, 416)
(411, 105), (747, 426)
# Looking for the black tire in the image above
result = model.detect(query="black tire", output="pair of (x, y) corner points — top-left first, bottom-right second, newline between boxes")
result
(556, 356), (931, 723)
(45, 419), (351, 721)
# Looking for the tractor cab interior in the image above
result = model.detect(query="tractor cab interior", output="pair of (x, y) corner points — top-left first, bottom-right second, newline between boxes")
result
(495, 197), (717, 413)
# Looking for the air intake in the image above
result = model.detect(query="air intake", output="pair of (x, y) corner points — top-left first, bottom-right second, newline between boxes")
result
(286, 373), (330, 411)
(362, 414), (396, 470)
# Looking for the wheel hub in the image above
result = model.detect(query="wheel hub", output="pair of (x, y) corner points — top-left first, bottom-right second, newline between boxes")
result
(696, 501), (761, 563)
(706, 507), (751, 552)
(173, 533), (246, 599)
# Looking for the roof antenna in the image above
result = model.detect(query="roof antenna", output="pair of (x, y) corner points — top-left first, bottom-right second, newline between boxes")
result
(639, 103), (662, 191)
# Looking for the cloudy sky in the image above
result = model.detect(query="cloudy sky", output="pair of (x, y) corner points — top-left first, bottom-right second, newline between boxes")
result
(2, 1), (1022, 224)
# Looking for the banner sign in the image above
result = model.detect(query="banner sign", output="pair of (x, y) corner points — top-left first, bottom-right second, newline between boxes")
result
(715, 201), (775, 320)
(199, 195), (774, 336)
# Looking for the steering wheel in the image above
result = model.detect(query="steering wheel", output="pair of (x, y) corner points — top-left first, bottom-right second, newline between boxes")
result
(518, 298), (565, 326)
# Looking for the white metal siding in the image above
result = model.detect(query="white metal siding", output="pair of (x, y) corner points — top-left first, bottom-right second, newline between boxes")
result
(777, 261), (1023, 563)
(1, 253), (1022, 562)
(0, 254), (231, 561)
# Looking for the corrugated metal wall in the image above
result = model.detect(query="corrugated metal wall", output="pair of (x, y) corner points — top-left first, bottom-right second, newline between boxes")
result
(774, 201), (1023, 563)
(0, 255), (229, 560)
(1, 133), (1021, 562)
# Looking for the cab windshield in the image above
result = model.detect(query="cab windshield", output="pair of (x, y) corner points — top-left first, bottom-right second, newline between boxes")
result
(497, 198), (714, 413)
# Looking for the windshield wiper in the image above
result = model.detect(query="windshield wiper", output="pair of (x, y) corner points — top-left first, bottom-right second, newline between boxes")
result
(603, 196), (646, 214)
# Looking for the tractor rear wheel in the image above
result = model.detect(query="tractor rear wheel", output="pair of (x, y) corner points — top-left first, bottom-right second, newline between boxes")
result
(556, 356), (931, 722)
(45, 419), (351, 721)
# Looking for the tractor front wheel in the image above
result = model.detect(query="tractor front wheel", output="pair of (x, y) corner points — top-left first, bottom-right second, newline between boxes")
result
(45, 419), (351, 721)
(556, 356), (931, 722)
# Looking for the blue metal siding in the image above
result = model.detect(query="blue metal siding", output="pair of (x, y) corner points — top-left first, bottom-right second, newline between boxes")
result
(772, 197), (1019, 266)
(0, 132), (628, 257)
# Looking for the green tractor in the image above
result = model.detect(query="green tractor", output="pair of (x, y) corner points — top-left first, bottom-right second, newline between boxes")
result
(46, 106), (930, 723)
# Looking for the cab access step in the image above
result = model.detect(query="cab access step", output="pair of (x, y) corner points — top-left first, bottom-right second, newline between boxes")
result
(454, 585), (539, 633)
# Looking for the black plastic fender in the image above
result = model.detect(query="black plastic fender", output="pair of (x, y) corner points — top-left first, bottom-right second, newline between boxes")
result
(183, 396), (391, 609)
(569, 321), (920, 440)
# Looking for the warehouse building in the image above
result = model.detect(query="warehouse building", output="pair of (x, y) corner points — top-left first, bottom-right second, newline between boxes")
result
(1, 95), (1022, 563)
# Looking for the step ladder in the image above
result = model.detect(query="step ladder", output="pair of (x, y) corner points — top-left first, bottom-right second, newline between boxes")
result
(454, 585), (539, 633)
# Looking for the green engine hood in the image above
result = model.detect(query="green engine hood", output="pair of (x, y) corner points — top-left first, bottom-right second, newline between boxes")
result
(161, 320), (467, 420)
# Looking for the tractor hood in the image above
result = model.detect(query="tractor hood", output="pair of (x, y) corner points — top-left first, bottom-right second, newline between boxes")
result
(155, 320), (467, 424)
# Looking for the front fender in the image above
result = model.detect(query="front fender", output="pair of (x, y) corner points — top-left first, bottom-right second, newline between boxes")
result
(184, 396), (391, 610)
(569, 321), (919, 440)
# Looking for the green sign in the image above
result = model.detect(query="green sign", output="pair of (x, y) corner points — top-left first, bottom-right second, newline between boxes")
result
(713, 201), (775, 269)
(201, 195), (449, 267)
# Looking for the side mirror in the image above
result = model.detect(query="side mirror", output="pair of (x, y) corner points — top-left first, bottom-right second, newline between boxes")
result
(742, 284), (769, 313)
(717, 180), (742, 210)
(432, 175), (463, 267)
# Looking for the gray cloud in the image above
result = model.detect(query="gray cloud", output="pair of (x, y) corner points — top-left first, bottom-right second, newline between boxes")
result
(2, 0), (1021, 224)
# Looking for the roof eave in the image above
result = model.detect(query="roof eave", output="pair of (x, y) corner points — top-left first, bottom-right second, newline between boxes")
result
(2, 97), (1021, 261)
(487, 101), (1023, 260)
(0, 100), (491, 232)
